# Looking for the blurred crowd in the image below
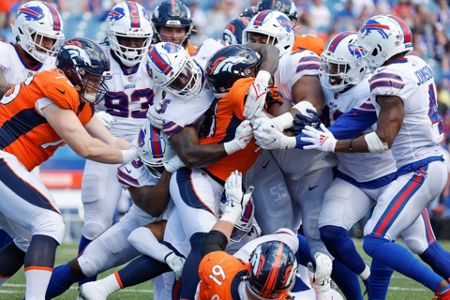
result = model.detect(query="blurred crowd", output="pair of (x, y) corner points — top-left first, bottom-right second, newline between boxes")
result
(1, 0), (450, 234)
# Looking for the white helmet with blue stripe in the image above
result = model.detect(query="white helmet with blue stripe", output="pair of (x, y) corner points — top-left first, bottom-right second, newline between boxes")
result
(107, 1), (153, 67)
(356, 14), (413, 69)
(12, 1), (65, 63)
(320, 31), (368, 92)
(146, 42), (203, 98)
(137, 119), (175, 171)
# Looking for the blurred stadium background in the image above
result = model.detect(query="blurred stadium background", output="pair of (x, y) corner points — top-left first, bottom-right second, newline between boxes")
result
(0, 0), (449, 243)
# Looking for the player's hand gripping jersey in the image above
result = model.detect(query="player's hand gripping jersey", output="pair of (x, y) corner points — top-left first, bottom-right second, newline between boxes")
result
(200, 78), (259, 182)
(198, 251), (250, 300)
(0, 69), (93, 170)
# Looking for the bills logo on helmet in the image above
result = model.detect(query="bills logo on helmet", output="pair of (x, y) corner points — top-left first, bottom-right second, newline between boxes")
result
(138, 128), (146, 147)
(348, 44), (365, 59)
(18, 6), (45, 21)
(108, 7), (125, 21)
(277, 15), (293, 33)
(360, 19), (390, 39)
(162, 42), (181, 53)
(209, 56), (249, 75)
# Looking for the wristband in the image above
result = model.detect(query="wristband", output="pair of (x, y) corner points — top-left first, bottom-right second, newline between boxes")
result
(224, 140), (241, 155)
(272, 112), (294, 130)
(121, 147), (138, 163)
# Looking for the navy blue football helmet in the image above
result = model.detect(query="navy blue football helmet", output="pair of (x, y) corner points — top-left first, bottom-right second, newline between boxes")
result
(240, 6), (258, 19)
(151, 0), (193, 45)
(205, 45), (260, 96)
(257, 0), (298, 22)
(56, 38), (111, 104)
(223, 17), (250, 45)
(248, 240), (298, 299)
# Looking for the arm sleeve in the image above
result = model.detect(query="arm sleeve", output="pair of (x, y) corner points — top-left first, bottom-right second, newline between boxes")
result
(329, 108), (378, 139)
(202, 230), (229, 257)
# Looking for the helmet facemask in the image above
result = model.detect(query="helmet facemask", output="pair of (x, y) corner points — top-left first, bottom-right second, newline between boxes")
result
(165, 58), (202, 98)
(21, 28), (64, 63)
(79, 70), (111, 104)
(109, 33), (152, 67)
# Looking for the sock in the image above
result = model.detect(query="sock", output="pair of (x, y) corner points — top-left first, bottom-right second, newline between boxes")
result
(320, 225), (368, 275)
(24, 235), (58, 300)
(118, 255), (170, 288)
(94, 272), (122, 296)
(436, 283), (450, 295)
(296, 234), (314, 267)
(364, 235), (444, 291)
(0, 230), (13, 249)
(0, 241), (25, 279)
(180, 232), (208, 299)
(420, 242), (450, 279)
(368, 258), (394, 300)
(331, 259), (363, 300)
(128, 227), (172, 262)
(77, 235), (96, 286)
(45, 263), (85, 299)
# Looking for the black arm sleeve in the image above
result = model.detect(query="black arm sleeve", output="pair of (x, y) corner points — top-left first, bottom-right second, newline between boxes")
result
(202, 230), (229, 257)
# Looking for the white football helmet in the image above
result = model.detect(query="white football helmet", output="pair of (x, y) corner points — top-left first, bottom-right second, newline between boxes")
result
(12, 1), (65, 63)
(137, 120), (175, 173)
(243, 10), (295, 57)
(107, 1), (153, 67)
(147, 42), (203, 98)
(356, 14), (413, 69)
(320, 31), (368, 92)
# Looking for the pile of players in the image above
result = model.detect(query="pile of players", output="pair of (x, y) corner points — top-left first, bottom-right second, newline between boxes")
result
(0, 0), (449, 299)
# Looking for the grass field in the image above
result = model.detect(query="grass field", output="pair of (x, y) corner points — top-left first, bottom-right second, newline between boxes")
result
(2, 239), (449, 299)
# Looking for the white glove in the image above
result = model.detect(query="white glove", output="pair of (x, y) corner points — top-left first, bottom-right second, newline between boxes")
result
(223, 120), (253, 155)
(308, 252), (333, 300)
(121, 146), (139, 163)
(244, 70), (271, 121)
(222, 171), (253, 224)
(95, 111), (116, 129)
(163, 155), (185, 173)
(253, 121), (296, 150)
(164, 252), (186, 280)
(147, 101), (165, 129)
(301, 124), (337, 153)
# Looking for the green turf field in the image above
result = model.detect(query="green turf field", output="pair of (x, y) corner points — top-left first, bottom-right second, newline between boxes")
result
(2, 239), (449, 299)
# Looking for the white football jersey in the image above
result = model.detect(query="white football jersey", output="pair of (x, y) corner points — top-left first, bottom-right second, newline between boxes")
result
(325, 77), (397, 183)
(273, 50), (336, 175)
(0, 41), (56, 85)
(117, 158), (159, 188)
(152, 86), (214, 138)
(96, 47), (154, 141)
(369, 56), (443, 168)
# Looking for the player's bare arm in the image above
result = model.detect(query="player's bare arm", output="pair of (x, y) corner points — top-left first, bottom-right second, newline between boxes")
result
(84, 115), (130, 150)
(245, 43), (279, 75)
(170, 126), (228, 168)
(42, 104), (132, 164)
(128, 171), (171, 217)
(291, 75), (325, 113)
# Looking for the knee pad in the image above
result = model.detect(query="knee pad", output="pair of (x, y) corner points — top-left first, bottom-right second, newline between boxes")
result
(32, 212), (65, 244)
(77, 254), (100, 277)
(82, 221), (109, 240)
(403, 235), (428, 255)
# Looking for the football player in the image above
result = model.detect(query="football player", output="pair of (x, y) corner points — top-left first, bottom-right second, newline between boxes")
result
(296, 15), (450, 299)
(151, 0), (197, 55)
(45, 120), (181, 299)
(77, 0), (154, 270)
(0, 38), (136, 300)
(0, 0), (65, 250)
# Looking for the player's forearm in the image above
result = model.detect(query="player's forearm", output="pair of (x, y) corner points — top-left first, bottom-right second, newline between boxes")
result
(79, 138), (128, 164)
(178, 144), (227, 168)
(129, 172), (171, 216)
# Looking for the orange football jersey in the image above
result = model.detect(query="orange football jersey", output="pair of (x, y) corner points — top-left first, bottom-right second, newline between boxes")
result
(199, 78), (259, 182)
(186, 44), (198, 56)
(0, 69), (94, 170)
(198, 251), (250, 300)
(293, 34), (325, 56)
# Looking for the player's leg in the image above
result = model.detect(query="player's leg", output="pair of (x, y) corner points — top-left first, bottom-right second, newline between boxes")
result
(318, 178), (373, 296)
(170, 168), (222, 299)
(402, 208), (450, 278)
(245, 150), (295, 234)
(364, 162), (450, 293)
(0, 154), (64, 300)
(80, 160), (122, 252)
(46, 204), (151, 298)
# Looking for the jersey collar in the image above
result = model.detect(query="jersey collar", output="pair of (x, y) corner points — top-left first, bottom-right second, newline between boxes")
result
(110, 50), (140, 76)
